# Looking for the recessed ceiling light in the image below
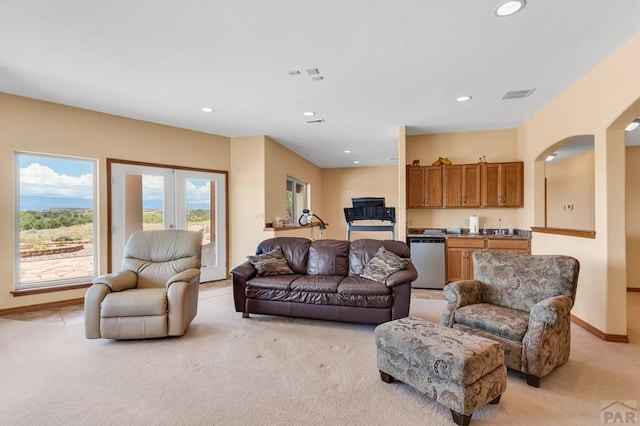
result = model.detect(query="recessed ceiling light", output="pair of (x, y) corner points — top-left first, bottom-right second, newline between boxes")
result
(625, 121), (640, 132)
(456, 95), (472, 102)
(495, 0), (526, 17)
(353, 161), (360, 164)
(344, 150), (351, 154)
(303, 111), (315, 117)
(200, 107), (214, 113)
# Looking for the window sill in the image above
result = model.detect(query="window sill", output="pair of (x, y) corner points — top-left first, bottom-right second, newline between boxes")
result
(11, 282), (91, 297)
(531, 227), (595, 239)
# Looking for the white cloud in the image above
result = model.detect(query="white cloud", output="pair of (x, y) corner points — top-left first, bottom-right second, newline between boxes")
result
(20, 163), (93, 198)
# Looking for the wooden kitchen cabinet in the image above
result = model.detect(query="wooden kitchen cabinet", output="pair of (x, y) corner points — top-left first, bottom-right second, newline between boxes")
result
(446, 237), (530, 283)
(486, 238), (530, 254)
(406, 165), (442, 207)
(446, 238), (485, 283)
(443, 164), (481, 207)
(481, 162), (523, 207)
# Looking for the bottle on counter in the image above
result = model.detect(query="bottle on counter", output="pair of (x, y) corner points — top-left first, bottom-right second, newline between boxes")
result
(482, 224), (488, 235)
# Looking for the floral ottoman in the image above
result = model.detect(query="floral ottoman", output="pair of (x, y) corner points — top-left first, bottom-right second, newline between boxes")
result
(375, 316), (506, 426)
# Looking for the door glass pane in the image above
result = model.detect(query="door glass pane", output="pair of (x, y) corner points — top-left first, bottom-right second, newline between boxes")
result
(186, 178), (216, 269)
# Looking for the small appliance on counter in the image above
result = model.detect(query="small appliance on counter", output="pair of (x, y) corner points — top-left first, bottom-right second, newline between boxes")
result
(469, 215), (480, 234)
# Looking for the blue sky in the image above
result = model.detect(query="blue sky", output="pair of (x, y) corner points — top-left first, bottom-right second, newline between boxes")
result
(19, 154), (212, 204)
(19, 154), (94, 198)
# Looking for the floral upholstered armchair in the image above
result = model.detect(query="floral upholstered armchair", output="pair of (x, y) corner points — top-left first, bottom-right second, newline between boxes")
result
(441, 250), (580, 387)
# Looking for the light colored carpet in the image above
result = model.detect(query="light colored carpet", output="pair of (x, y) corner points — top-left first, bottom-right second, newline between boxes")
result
(1, 288), (639, 426)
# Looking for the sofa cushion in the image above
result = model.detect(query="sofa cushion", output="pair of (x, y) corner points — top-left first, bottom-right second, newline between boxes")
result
(348, 239), (411, 276)
(291, 275), (342, 293)
(255, 237), (311, 274)
(100, 288), (167, 317)
(247, 247), (294, 276)
(454, 303), (530, 341)
(307, 240), (350, 276)
(338, 276), (391, 295)
(360, 246), (408, 283)
(473, 250), (580, 312)
(246, 274), (301, 290)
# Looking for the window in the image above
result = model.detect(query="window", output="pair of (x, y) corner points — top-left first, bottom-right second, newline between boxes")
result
(286, 176), (308, 224)
(15, 152), (97, 289)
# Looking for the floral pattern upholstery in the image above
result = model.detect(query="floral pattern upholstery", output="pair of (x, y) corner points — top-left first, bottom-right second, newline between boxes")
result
(375, 316), (506, 419)
(440, 250), (580, 385)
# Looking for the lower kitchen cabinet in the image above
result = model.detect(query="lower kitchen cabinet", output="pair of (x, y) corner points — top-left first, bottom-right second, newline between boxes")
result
(446, 238), (485, 283)
(486, 238), (530, 254)
(446, 237), (531, 283)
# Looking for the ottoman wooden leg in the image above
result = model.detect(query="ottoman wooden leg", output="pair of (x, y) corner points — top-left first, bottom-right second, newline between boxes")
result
(450, 410), (472, 426)
(379, 371), (395, 383)
(242, 312), (250, 318)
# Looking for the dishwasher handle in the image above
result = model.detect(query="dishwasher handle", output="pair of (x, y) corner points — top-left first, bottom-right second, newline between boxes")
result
(410, 238), (445, 244)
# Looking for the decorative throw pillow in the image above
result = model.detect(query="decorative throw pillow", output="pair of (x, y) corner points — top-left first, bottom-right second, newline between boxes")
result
(247, 247), (294, 276)
(360, 246), (408, 283)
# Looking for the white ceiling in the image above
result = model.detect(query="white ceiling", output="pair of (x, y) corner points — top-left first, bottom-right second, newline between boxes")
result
(2, 1), (640, 168)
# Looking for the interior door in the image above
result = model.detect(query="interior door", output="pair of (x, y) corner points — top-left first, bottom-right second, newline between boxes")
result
(110, 162), (227, 282)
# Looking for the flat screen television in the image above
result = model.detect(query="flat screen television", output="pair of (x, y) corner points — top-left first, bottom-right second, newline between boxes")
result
(351, 197), (385, 208)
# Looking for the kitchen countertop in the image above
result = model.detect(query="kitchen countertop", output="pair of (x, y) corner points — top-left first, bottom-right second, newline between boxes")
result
(407, 233), (530, 240)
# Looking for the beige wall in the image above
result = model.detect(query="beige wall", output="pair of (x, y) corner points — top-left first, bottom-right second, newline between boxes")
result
(321, 166), (398, 241)
(519, 32), (640, 335)
(264, 137), (322, 227)
(1, 93), (230, 310)
(229, 136), (323, 267)
(406, 129), (521, 231)
(626, 146), (640, 288)
(229, 136), (266, 269)
(545, 150), (595, 230)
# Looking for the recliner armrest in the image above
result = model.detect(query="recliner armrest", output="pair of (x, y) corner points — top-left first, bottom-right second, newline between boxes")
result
(92, 270), (137, 292)
(530, 295), (573, 326)
(167, 268), (201, 287)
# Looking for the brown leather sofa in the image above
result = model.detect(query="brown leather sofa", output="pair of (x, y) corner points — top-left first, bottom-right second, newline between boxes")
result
(231, 237), (418, 324)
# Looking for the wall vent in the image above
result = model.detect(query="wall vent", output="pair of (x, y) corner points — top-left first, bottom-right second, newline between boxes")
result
(306, 119), (325, 124)
(501, 89), (535, 100)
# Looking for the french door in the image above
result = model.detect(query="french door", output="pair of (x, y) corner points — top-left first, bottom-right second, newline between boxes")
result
(109, 161), (227, 282)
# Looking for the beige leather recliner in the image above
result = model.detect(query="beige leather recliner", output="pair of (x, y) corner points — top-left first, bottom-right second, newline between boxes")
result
(84, 229), (203, 339)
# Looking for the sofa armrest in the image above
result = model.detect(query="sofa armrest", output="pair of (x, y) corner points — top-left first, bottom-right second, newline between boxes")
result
(230, 261), (257, 312)
(230, 261), (257, 281)
(440, 280), (483, 327)
(385, 262), (418, 288)
(92, 270), (137, 292)
(167, 268), (201, 287)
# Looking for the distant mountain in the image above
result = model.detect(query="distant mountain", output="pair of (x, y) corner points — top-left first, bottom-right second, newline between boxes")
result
(20, 195), (210, 211)
(20, 195), (92, 211)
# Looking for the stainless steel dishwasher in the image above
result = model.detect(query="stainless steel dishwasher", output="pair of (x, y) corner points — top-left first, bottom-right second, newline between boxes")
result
(408, 235), (446, 289)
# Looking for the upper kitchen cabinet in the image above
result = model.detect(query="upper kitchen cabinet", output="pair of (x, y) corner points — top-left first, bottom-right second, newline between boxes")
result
(443, 164), (481, 207)
(481, 162), (523, 207)
(406, 165), (443, 207)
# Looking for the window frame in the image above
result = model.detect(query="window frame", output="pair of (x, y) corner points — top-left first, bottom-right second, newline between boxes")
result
(14, 152), (98, 290)
(286, 176), (309, 225)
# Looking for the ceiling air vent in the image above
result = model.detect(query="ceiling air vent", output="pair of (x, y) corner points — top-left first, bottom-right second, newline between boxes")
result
(501, 89), (535, 100)
(306, 119), (325, 124)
